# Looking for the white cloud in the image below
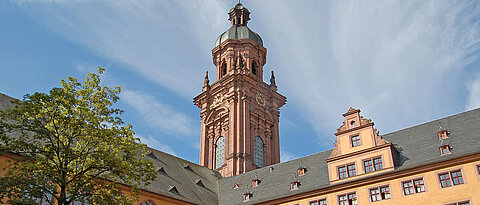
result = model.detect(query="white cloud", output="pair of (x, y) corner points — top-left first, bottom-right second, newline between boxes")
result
(280, 150), (296, 162)
(467, 73), (480, 110)
(19, 0), (228, 98)
(136, 134), (177, 156)
(16, 0), (480, 149)
(121, 90), (194, 136)
(252, 1), (480, 142)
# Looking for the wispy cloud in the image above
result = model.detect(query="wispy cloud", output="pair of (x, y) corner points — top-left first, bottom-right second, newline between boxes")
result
(136, 134), (177, 156)
(18, 0), (228, 98)
(280, 150), (296, 163)
(467, 73), (480, 110)
(14, 0), (480, 151)
(252, 1), (480, 144)
(121, 90), (194, 136)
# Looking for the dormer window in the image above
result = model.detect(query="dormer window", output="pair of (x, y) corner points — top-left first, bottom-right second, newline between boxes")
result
(351, 135), (361, 147)
(243, 193), (251, 201)
(290, 182), (300, 190)
(233, 184), (239, 189)
(298, 168), (306, 176)
(252, 179), (260, 187)
(438, 130), (448, 140)
(440, 145), (451, 155)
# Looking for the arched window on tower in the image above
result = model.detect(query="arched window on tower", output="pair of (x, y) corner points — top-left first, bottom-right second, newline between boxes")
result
(251, 62), (257, 75)
(254, 136), (264, 167)
(221, 63), (227, 77)
(215, 136), (226, 169)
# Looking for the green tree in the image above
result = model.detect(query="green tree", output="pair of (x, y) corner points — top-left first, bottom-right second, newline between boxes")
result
(0, 67), (156, 205)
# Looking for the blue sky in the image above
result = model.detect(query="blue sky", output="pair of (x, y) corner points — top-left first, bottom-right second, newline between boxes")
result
(1, 0), (480, 163)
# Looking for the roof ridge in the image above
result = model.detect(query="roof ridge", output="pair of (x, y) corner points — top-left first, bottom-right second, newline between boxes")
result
(383, 107), (480, 137)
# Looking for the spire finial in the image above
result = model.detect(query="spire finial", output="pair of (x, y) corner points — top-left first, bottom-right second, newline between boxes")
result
(270, 70), (276, 86)
(203, 71), (210, 88)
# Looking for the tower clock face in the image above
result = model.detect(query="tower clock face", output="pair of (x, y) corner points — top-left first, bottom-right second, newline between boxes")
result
(256, 93), (266, 106)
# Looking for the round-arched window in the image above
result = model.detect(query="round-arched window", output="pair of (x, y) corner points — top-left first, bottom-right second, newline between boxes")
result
(215, 136), (226, 169)
(254, 136), (264, 167)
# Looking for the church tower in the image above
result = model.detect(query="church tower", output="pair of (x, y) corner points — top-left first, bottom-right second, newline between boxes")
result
(194, 3), (287, 177)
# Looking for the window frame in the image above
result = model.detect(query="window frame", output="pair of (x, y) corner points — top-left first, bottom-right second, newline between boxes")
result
(368, 184), (391, 202)
(337, 163), (356, 180)
(337, 191), (357, 205)
(439, 145), (451, 155)
(308, 198), (327, 205)
(243, 193), (251, 202)
(290, 182), (300, 190)
(444, 199), (471, 205)
(476, 163), (480, 182)
(437, 130), (448, 140)
(254, 136), (265, 168)
(214, 136), (226, 169)
(363, 156), (383, 174)
(401, 177), (427, 196)
(437, 168), (466, 189)
(350, 135), (361, 147)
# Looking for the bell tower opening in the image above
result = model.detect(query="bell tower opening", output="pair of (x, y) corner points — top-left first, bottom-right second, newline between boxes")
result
(194, 2), (286, 177)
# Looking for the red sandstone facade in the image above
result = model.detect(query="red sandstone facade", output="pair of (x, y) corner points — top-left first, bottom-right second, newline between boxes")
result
(193, 4), (286, 177)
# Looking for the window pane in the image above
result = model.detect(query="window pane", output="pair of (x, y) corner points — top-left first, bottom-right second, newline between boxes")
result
(215, 136), (226, 169)
(254, 136), (264, 167)
(439, 173), (452, 188)
(370, 188), (380, 202)
(351, 135), (360, 147)
(451, 170), (464, 185)
(364, 160), (374, 173)
(413, 178), (425, 193)
(373, 157), (383, 170)
(347, 164), (356, 177)
(338, 166), (347, 179)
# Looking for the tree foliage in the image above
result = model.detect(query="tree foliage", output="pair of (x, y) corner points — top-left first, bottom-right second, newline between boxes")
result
(0, 67), (156, 205)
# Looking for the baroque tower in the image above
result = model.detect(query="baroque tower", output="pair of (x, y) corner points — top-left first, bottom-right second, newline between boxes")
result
(194, 3), (286, 177)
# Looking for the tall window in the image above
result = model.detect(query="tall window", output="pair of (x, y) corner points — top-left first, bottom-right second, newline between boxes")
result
(403, 178), (425, 195)
(254, 136), (264, 167)
(215, 136), (225, 169)
(351, 135), (360, 147)
(439, 170), (464, 188)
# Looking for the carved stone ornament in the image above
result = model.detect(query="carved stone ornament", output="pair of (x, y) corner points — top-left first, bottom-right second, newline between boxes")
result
(213, 93), (224, 107)
(329, 139), (340, 158)
(373, 128), (388, 145)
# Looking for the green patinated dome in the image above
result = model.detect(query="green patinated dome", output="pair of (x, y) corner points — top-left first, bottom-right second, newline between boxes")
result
(215, 26), (263, 47)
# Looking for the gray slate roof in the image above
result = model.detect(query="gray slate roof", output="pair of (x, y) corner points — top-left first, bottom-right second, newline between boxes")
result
(2, 92), (479, 205)
(216, 107), (480, 205)
(142, 148), (221, 205)
(215, 26), (263, 47)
